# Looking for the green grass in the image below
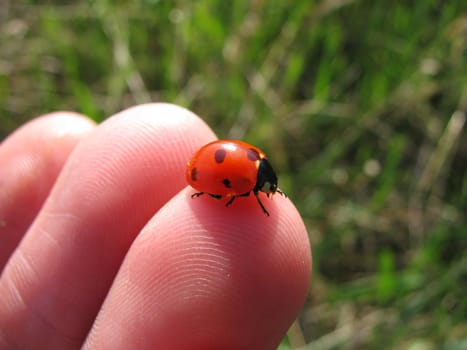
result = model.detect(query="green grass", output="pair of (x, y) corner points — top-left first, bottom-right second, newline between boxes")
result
(1, 1), (466, 348)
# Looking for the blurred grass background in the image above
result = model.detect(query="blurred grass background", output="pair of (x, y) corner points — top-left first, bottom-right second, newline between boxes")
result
(1, 1), (466, 349)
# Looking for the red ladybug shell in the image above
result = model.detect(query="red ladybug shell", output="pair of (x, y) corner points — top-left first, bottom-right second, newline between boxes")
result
(186, 140), (283, 216)
(186, 140), (266, 196)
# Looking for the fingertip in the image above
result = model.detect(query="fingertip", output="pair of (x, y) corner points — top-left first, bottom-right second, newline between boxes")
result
(0, 112), (95, 270)
(110, 102), (217, 152)
(181, 186), (312, 300)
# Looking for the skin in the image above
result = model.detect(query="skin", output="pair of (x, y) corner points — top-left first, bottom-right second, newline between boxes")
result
(0, 103), (312, 350)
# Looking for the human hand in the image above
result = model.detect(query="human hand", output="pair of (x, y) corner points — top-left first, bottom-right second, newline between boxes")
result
(0, 103), (311, 350)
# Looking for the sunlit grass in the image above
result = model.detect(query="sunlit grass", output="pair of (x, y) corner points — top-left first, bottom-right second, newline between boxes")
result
(1, 1), (466, 348)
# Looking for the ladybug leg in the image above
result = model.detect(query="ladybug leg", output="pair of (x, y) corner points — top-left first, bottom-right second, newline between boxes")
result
(225, 196), (237, 207)
(237, 192), (251, 198)
(191, 192), (223, 200)
(209, 194), (222, 200)
(225, 192), (248, 207)
(253, 190), (270, 216)
(276, 189), (287, 198)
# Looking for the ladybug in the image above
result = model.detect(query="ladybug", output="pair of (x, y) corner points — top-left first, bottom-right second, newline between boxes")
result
(186, 140), (285, 216)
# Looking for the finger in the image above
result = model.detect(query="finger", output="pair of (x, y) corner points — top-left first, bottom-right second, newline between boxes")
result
(0, 112), (95, 271)
(0, 103), (216, 349)
(84, 188), (312, 350)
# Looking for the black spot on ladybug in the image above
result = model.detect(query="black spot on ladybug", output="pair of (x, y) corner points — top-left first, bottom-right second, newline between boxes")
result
(247, 148), (261, 161)
(191, 167), (198, 181)
(214, 149), (227, 163)
(221, 178), (231, 188)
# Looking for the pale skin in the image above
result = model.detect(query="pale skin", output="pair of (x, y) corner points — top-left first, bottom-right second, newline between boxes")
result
(0, 103), (312, 350)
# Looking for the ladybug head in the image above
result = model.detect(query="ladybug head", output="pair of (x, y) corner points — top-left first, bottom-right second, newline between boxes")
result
(255, 158), (278, 195)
